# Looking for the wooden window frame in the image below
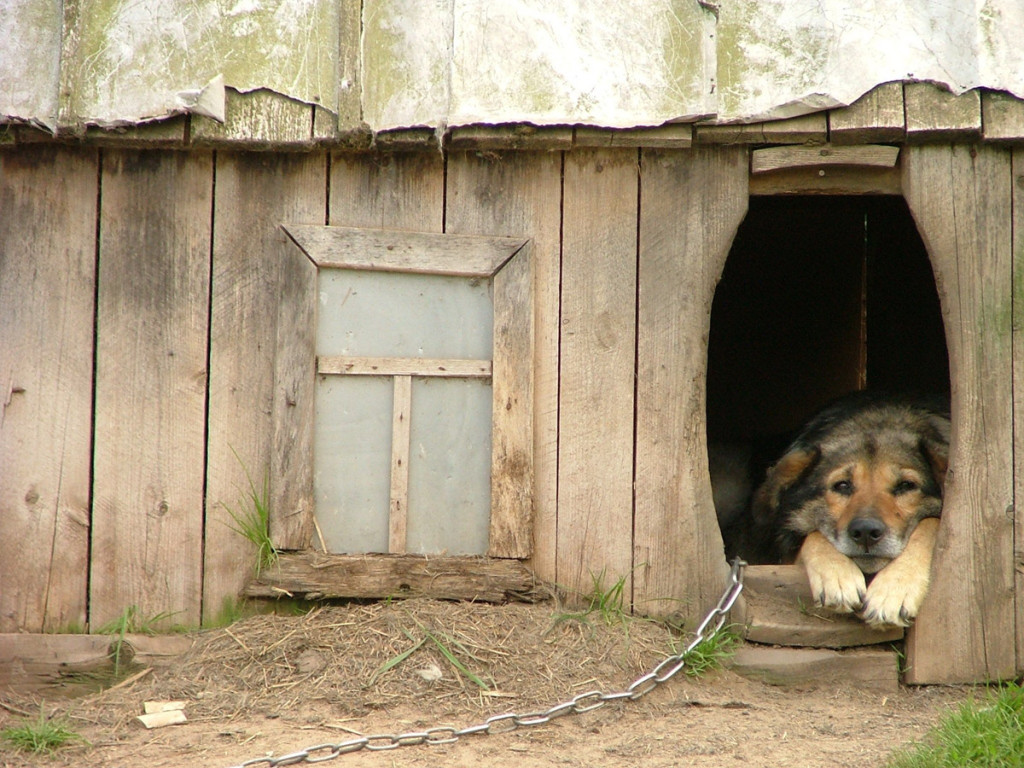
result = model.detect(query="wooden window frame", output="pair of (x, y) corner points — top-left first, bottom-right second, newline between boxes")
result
(251, 225), (537, 601)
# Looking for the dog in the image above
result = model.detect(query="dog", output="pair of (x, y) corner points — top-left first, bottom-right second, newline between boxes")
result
(742, 393), (950, 629)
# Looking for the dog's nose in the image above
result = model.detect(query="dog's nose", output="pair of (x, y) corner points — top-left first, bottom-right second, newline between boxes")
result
(848, 517), (887, 548)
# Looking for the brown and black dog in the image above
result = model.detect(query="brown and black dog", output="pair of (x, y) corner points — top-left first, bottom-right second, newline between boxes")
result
(742, 393), (950, 629)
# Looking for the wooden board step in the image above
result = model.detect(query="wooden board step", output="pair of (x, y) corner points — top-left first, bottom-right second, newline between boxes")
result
(735, 565), (904, 648)
(729, 645), (900, 692)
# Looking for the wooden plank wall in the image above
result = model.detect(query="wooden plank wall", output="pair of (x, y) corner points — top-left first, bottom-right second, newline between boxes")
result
(2, 139), (1023, 684)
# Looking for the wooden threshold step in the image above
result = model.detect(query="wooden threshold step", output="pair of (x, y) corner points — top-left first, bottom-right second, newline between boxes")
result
(735, 565), (904, 648)
(729, 645), (900, 692)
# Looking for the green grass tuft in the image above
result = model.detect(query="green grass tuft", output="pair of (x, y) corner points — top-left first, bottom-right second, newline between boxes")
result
(1, 706), (85, 754)
(96, 605), (185, 675)
(549, 570), (632, 633)
(886, 683), (1024, 768)
(678, 626), (739, 678)
(221, 450), (278, 577)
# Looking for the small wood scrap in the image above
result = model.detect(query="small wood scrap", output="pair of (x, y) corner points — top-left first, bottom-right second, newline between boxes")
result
(244, 552), (546, 603)
(735, 565), (904, 649)
(136, 700), (187, 729)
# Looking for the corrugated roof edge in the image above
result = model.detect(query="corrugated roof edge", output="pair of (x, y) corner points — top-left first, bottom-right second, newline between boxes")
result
(3, 84), (1024, 150)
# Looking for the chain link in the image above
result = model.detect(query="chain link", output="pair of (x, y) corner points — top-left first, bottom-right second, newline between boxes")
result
(227, 559), (745, 768)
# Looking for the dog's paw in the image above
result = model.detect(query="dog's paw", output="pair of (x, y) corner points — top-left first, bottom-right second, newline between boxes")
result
(804, 557), (866, 614)
(860, 565), (929, 629)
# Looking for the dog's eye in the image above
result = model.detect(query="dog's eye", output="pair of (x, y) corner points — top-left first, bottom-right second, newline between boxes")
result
(893, 479), (919, 495)
(830, 480), (853, 495)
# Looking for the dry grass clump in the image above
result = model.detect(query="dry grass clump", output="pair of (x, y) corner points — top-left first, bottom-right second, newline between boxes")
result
(66, 598), (686, 731)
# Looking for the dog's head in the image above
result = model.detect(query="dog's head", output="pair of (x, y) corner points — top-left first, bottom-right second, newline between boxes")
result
(752, 398), (950, 573)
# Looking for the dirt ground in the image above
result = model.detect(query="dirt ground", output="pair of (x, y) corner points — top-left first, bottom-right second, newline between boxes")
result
(1, 599), (969, 768)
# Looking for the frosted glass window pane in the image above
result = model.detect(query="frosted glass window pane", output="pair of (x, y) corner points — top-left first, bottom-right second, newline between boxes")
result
(318, 269), (493, 359)
(314, 376), (392, 553)
(407, 378), (492, 555)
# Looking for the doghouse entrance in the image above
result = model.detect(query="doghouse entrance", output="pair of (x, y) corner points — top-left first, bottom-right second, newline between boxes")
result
(707, 195), (950, 552)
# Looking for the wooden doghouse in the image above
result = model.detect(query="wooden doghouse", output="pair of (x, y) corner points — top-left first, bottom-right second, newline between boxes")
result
(3, 81), (1024, 686)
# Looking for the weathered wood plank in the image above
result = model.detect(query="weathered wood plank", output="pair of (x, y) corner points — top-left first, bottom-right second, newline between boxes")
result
(489, 244), (534, 558)
(575, 124), (693, 148)
(449, 124), (573, 150)
(0, 147), (96, 633)
(336, 0), (363, 131)
(271, 221), (319, 556)
(192, 90), (314, 147)
(84, 117), (188, 147)
(558, 149), (637, 600)
(901, 144), (1015, 684)
(92, 150), (212, 630)
(737, 566), (904, 648)
(388, 376), (412, 553)
(751, 144), (899, 174)
(204, 153), (326, 622)
(318, 356), (492, 378)
(905, 83), (982, 141)
(828, 82), (905, 145)
(1013, 146), (1024, 677)
(0, 634), (192, 693)
(445, 152), (562, 573)
(633, 147), (747, 621)
(329, 152), (444, 231)
(696, 113), (827, 145)
(286, 224), (525, 277)
(244, 552), (542, 603)
(982, 91), (1024, 142)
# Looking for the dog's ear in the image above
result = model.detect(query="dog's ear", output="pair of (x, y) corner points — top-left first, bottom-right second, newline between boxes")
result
(751, 446), (819, 523)
(920, 414), (951, 492)
(920, 438), (949, 492)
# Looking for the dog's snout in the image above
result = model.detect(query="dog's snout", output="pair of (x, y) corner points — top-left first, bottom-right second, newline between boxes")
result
(847, 517), (887, 548)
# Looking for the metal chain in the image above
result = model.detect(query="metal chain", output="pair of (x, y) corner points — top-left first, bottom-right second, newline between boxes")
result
(227, 559), (746, 768)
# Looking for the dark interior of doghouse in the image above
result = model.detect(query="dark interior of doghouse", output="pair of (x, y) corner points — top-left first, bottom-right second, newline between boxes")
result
(706, 195), (950, 561)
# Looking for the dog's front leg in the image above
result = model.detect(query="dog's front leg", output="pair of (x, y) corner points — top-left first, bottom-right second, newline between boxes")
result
(860, 517), (939, 629)
(798, 532), (866, 613)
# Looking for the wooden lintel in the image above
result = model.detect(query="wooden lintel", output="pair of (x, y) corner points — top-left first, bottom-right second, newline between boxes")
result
(284, 224), (528, 278)
(751, 144), (900, 174)
(318, 356), (492, 378)
(749, 165), (902, 196)
(244, 552), (544, 603)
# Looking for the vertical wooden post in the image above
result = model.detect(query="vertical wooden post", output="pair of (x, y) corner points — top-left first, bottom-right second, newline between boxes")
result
(0, 147), (96, 632)
(902, 144), (1016, 683)
(558, 148), (638, 600)
(92, 150), (212, 629)
(389, 375), (412, 553)
(633, 147), (749, 621)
